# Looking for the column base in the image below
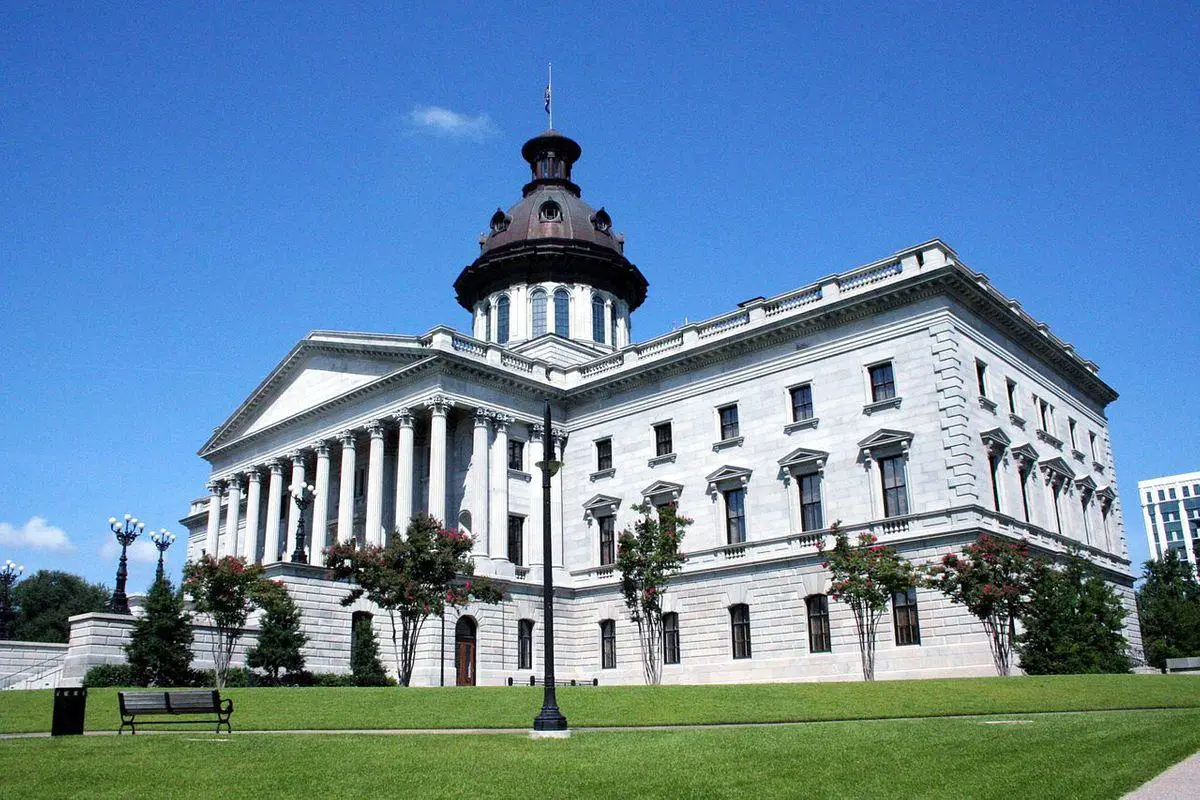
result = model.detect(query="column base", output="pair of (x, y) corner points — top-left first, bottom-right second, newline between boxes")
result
(529, 729), (571, 739)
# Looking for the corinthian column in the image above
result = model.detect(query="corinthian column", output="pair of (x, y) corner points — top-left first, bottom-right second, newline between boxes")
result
(223, 477), (243, 558)
(285, 451), (307, 557)
(336, 431), (357, 544)
(365, 421), (386, 546)
(490, 413), (513, 561)
(427, 395), (451, 525)
(263, 460), (284, 564)
(310, 440), (332, 565)
(204, 480), (224, 557)
(243, 470), (263, 563)
(392, 409), (414, 536)
(471, 409), (491, 557)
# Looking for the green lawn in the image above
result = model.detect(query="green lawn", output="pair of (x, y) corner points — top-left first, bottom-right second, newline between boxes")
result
(1, 674), (1198, 734)
(2, 710), (1199, 799)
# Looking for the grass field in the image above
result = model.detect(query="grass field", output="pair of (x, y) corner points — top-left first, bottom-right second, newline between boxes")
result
(1, 673), (1198, 734)
(2, 709), (1199, 798)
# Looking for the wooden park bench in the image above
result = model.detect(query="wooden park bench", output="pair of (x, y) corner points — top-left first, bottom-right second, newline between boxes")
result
(117, 690), (234, 734)
(507, 676), (599, 687)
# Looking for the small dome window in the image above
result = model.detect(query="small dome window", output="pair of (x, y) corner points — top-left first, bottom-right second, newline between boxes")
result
(489, 208), (511, 235)
(539, 201), (562, 223)
(591, 207), (612, 234)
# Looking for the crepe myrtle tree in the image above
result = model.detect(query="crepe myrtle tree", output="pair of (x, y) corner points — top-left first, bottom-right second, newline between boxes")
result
(923, 534), (1037, 676)
(325, 513), (502, 687)
(616, 501), (690, 685)
(182, 555), (273, 689)
(818, 523), (917, 681)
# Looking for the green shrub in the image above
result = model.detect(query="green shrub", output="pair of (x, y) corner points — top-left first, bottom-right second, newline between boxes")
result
(83, 663), (138, 688)
(191, 667), (251, 688)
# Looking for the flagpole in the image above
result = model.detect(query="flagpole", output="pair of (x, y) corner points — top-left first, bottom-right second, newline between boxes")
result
(548, 62), (553, 129)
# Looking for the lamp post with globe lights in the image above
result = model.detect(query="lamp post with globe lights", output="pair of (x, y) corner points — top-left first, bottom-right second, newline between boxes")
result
(532, 400), (569, 735)
(150, 529), (176, 584)
(108, 514), (143, 614)
(0, 560), (24, 640)
(290, 482), (316, 564)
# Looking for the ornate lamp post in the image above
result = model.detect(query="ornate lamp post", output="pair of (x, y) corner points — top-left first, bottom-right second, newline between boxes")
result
(108, 514), (143, 614)
(0, 560), (24, 640)
(532, 401), (568, 735)
(150, 529), (176, 584)
(291, 482), (315, 564)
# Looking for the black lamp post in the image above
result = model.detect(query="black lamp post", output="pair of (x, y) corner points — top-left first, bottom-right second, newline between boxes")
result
(150, 529), (176, 584)
(0, 559), (24, 640)
(108, 514), (143, 614)
(532, 400), (568, 734)
(291, 482), (315, 564)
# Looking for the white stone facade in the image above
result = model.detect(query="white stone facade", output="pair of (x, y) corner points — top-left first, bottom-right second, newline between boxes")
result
(178, 236), (1140, 685)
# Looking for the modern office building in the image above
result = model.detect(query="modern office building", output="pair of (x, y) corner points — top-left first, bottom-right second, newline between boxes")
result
(1139, 471), (1200, 567)
(174, 128), (1140, 685)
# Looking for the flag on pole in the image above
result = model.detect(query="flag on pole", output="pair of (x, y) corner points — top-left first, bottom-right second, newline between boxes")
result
(544, 83), (551, 114)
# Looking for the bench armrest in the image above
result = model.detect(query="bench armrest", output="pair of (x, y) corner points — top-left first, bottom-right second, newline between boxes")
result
(220, 697), (234, 715)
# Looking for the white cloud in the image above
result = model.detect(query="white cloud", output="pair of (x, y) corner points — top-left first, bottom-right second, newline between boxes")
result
(0, 517), (75, 553)
(406, 105), (496, 140)
(100, 538), (159, 565)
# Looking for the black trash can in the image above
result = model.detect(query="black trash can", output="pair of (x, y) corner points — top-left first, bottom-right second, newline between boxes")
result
(51, 687), (87, 736)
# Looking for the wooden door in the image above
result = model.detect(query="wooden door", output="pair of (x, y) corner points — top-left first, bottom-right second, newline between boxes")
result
(455, 616), (477, 686)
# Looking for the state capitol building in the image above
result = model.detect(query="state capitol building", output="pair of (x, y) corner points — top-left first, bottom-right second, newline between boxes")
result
(181, 129), (1139, 685)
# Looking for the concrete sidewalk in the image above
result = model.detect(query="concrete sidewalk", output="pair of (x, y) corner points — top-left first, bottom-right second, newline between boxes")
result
(1123, 752), (1200, 799)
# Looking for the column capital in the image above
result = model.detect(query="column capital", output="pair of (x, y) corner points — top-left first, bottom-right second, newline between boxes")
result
(367, 420), (387, 439)
(337, 429), (358, 448)
(491, 412), (515, 432)
(529, 423), (545, 440)
(226, 476), (245, 493)
(206, 479), (226, 495)
(391, 407), (414, 427)
(426, 394), (452, 415)
(551, 427), (568, 444)
(474, 408), (493, 428)
(287, 450), (307, 464)
(246, 469), (263, 484)
(312, 439), (332, 457)
(267, 459), (286, 475)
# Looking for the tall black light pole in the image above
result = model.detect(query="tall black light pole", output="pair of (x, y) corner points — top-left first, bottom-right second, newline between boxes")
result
(108, 514), (143, 614)
(0, 560), (24, 640)
(532, 400), (568, 734)
(291, 482), (315, 563)
(150, 529), (175, 584)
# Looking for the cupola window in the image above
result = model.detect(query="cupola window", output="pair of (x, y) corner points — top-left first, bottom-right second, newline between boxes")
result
(592, 294), (605, 343)
(539, 201), (562, 223)
(591, 207), (612, 234)
(554, 288), (571, 336)
(531, 289), (548, 337)
(496, 295), (510, 345)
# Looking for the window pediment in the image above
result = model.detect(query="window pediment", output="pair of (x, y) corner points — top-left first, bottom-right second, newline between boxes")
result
(641, 481), (683, 502)
(705, 465), (752, 492)
(1074, 475), (1098, 493)
(1039, 456), (1076, 482)
(980, 427), (1012, 453)
(857, 428), (913, 460)
(1010, 442), (1040, 467)
(777, 447), (829, 473)
(582, 494), (621, 520)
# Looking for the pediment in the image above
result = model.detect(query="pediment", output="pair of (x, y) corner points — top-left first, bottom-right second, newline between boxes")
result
(705, 465), (752, 488)
(1039, 457), (1076, 480)
(201, 332), (432, 455)
(980, 427), (1012, 449)
(1074, 475), (1098, 492)
(641, 480), (684, 500)
(1096, 485), (1116, 501)
(512, 334), (606, 367)
(857, 428), (914, 452)
(582, 494), (622, 518)
(777, 447), (830, 471)
(1010, 443), (1040, 464)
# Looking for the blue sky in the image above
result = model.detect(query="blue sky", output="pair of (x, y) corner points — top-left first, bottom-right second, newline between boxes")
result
(1, 1), (1197, 592)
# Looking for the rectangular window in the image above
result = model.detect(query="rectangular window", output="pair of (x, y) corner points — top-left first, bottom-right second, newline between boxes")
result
(731, 604), (752, 659)
(507, 439), (524, 471)
(654, 422), (673, 456)
(1020, 465), (1032, 523)
(1037, 397), (1054, 433)
(662, 612), (680, 665)
(988, 453), (1002, 513)
(507, 515), (524, 566)
(595, 438), (613, 471)
(1159, 489), (1166, 501)
(799, 472), (823, 531)
(518, 620), (533, 670)
(880, 456), (909, 518)
(1089, 432), (1098, 461)
(599, 516), (616, 566)
(353, 466), (366, 499)
(1006, 379), (1018, 414)
(725, 487), (747, 544)
(1169, 488), (1177, 500)
(893, 588), (921, 646)
(806, 595), (831, 653)
(1068, 418), (1078, 448)
(790, 384), (814, 422)
(600, 620), (616, 669)
(975, 360), (988, 397)
(869, 362), (896, 402)
(719, 404), (740, 440)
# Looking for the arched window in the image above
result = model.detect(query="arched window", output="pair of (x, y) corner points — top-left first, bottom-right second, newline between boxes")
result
(662, 612), (680, 665)
(531, 288), (547, 337)
(496, 295), (510, 345)
(554, 288), (570, 336)
(518, 619), (534, 670)
(730, 604), (751, 660)
(600, 619), (616, 669)
(480, 303), (491, 342)
(592, 294), (605, 343)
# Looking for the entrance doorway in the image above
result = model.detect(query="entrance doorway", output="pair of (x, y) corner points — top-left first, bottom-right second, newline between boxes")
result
(455, 616), (477, 686)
